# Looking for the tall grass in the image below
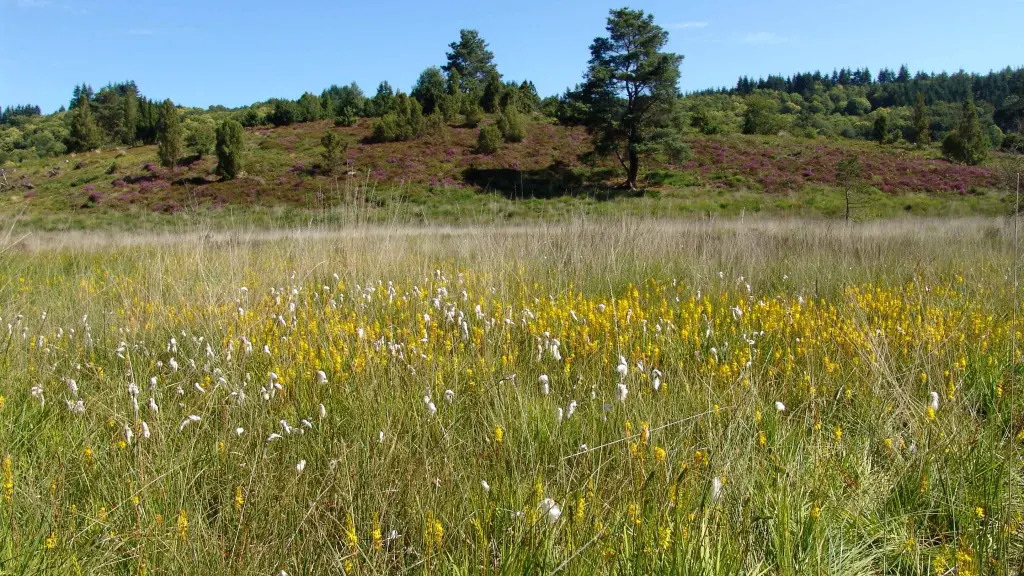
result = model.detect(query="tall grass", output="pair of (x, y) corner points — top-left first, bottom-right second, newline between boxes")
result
(0, 217), (1021, 574)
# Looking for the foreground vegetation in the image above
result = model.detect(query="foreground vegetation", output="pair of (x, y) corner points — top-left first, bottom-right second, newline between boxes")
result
(0, 218), (1022, 574)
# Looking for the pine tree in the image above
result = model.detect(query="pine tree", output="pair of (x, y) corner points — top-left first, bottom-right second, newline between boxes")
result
(912, 92), (929, 146)
(215, 120), (245, 179)
(68, 93), (100, 152)
(156, 99), (183, 167)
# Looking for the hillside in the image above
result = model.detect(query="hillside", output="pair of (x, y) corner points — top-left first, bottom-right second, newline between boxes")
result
(0, 115), (1016, 231)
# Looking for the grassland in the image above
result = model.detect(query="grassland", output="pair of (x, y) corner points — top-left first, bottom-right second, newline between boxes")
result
(1, 116), (1019, 232)
(0, 217), (1022, 574)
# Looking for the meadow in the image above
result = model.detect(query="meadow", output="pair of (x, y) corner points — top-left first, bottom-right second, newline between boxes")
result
(0, 217), (1023, 575)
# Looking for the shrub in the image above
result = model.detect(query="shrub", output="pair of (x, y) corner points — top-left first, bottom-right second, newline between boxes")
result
(496, 107), (526, 143)
(185, 119), (216, 158)
(462, 102), (483, 128)
(942, 99), (988, 165)
(215, 120), (245, 179)
(369, 94), (425, 143)
(156, 99), (183, 168)
(269, 101), (298, 127)
(371, 114), (404, 143)
(1001, 132), (1023, 153)
(476, 125), (502, 154)
(335, 106), (358, 127)
(320, 131), (347, 173)
(422, 113), (449, 142)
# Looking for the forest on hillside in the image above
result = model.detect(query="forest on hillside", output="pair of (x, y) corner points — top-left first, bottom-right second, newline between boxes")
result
(2, 12), (1022, 174)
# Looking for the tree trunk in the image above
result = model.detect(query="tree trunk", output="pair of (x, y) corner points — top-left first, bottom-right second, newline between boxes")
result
(627, 149), (640, 190)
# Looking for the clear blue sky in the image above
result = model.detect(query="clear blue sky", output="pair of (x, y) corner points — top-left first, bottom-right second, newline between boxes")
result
(2, 0), (1022, 113)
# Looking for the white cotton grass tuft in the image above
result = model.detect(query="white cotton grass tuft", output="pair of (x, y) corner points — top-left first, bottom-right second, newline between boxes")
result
(567, 400), (578, 419)
(928, 391), (939, 411)
(316, 370), (328, 385)
(712, 477), (724, 500)
(295, 460), (306, 473)
(31, 386), (45, 406)
(140, 421), (151, 439)
(556, 407), (564, 424)
(123, 424), (133, 445)
(266, 433), (283, 442)
(148, 397), (159, 414)
(538, 498), (562, 524)
(319, 404), (327, 419)
(775, 401), (786, 412)
(481, 480), (490, 493)
(443, 389), (455, 404)
(616, 362), (628, 380)
(235, 427), (245, 436)
(616, 383), (629, 402)
(538, 374), (550, 396)
(66, 399), (85, 414)
(178, 415), (201, 432)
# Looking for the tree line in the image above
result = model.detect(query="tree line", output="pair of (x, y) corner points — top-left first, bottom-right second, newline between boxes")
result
(1, 10), (1021, 182)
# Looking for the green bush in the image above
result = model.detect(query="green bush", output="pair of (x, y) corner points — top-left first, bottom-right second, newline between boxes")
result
(1001, 132), (1023, 153)
(369, 94), (425, 143)
(215, 119), (245, 179)
(462, 102), (483, 128)
(476, 124), (502, 154)
(335, 106), (358, 127)
(184, 119), (216, 158)
(496, 107), (526, 142)
(320, 131), (346, 173)
(422, 113), (449, 142)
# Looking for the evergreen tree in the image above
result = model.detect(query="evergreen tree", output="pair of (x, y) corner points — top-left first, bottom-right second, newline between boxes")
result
(411, 67), (447, 115)
(444, 30), (498, 97)
(122, 90), (138, 146)
(156, 99), (183, 167)
(297, 92), (322, 122)
(872, 113), (889, 143)
(496, 105), (526, 142)
(369, 82), (396, 117)
(912, 92), (930, 145)
(481, 73), (504, 113)
(68, 93), (100, 152)
(215, 120), (245, 179)
(320, 131), (346, 173)
(573, 8), (683, 189)
(942, 97), (988, 165)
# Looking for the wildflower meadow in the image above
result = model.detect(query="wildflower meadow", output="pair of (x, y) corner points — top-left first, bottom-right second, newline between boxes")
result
(0, 218), (1022, 575)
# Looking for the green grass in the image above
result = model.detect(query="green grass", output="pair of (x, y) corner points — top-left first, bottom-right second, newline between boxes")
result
(0, 218), (1022, 574)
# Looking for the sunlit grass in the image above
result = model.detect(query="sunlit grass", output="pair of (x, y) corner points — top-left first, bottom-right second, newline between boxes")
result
(0, 218), (1021, 574)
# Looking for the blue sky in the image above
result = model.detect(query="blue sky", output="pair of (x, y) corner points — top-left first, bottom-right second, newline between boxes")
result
(2, 0), (1022, 113)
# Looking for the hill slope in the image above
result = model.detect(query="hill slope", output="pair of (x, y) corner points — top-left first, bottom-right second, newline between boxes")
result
(0, 115), (1015, 230)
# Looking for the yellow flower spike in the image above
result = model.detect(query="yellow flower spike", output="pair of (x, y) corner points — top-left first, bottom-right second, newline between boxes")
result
(176, 509), (188, 541)
(44, 532), (57, 550)
(493, 425), (504, 445)
(834, 426), (843, 443)
(372, 520), (383, 550)
(344, 513), (358, 550)
(758, 431), (767, 448)
(975, 507), (985, 519)
(654, 447), (667, 463)
(883, 437), (894, 451)
(810, 506), (821, 520)
(233, 487), (244, 512)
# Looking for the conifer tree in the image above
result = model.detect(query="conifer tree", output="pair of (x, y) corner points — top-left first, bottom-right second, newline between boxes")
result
(68, 93), (100, 152)
(156, 99), (183, 167)
(912, 92), (929, 146)
(215, 120), (245, 179)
